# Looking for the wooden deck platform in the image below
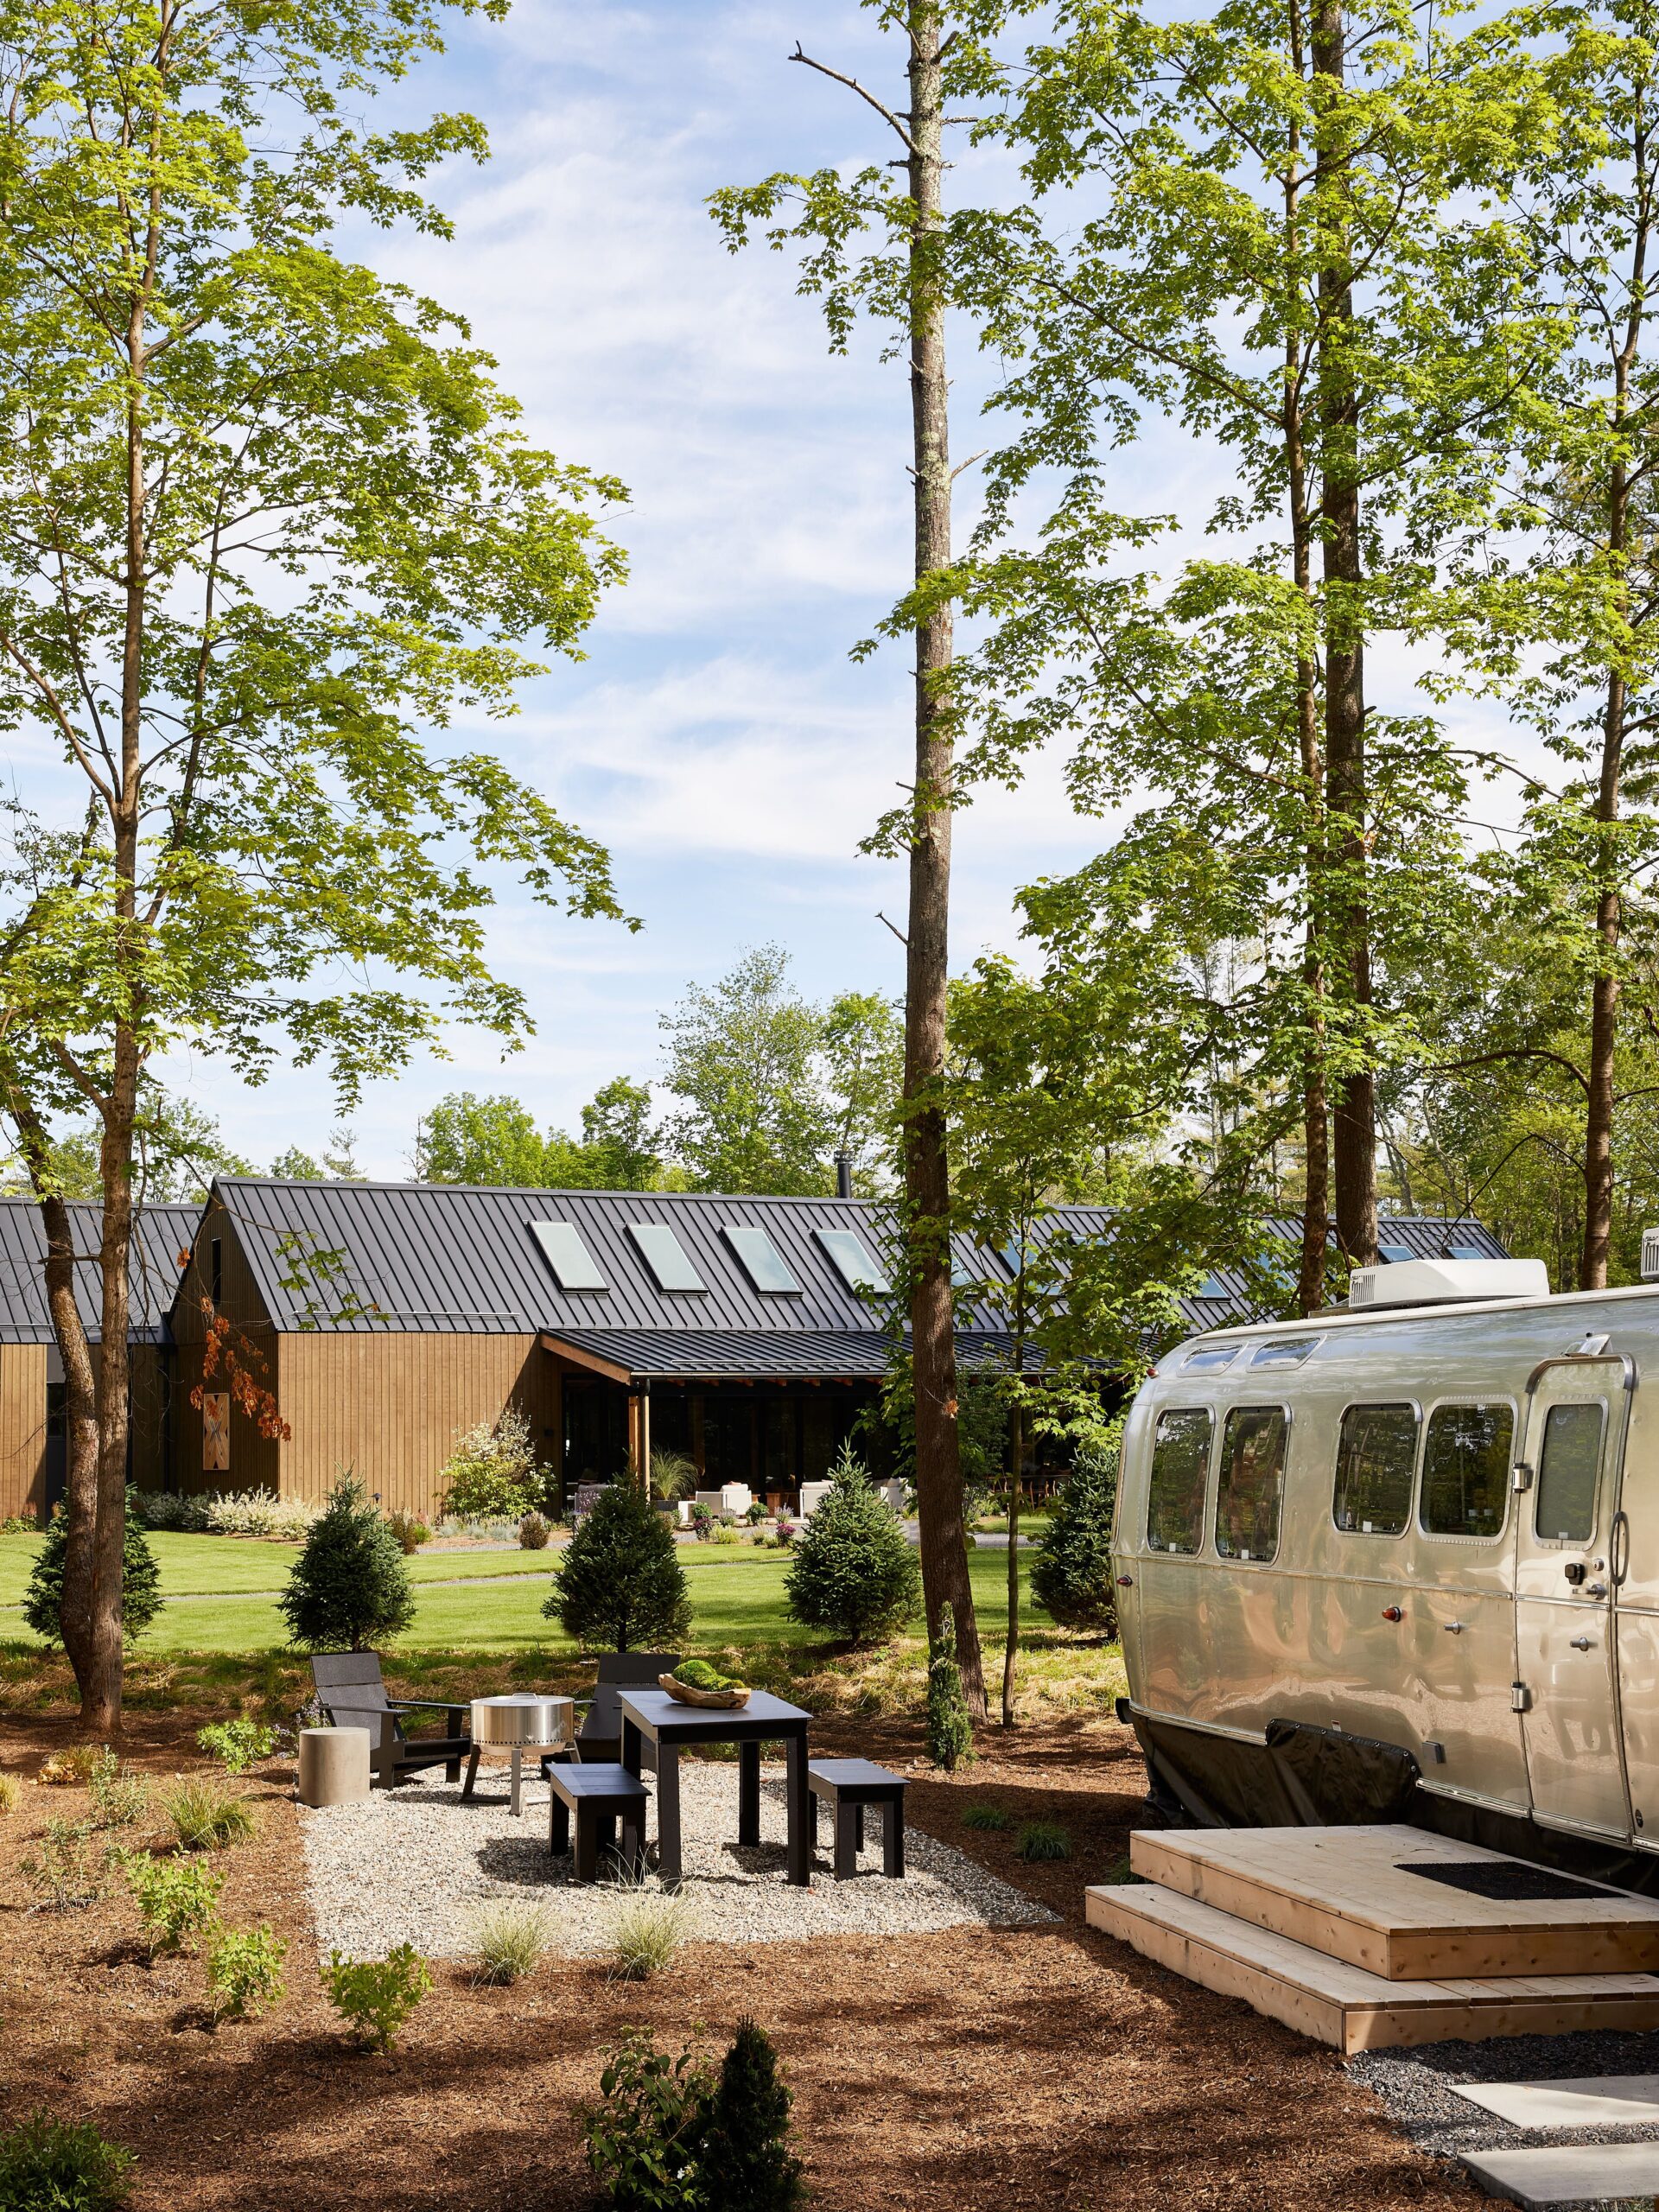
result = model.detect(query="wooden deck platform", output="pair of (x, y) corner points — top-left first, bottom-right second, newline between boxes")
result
(1128, 1823), (1659, 1980)
(1085, 1881), (1659, 2055)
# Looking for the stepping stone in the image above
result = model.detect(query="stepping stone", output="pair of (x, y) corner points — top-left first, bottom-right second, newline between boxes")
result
(1453, 2075), (1659, 2130)
(1459, 2141), (1659, 2206)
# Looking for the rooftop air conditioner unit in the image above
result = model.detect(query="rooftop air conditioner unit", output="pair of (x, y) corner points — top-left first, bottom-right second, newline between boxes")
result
(1643, 1227), (1659, 1282)
(1349, 1256), (1551, 1311)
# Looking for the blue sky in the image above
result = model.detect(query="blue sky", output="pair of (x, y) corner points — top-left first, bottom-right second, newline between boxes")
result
(154, 1), (1117, 1176)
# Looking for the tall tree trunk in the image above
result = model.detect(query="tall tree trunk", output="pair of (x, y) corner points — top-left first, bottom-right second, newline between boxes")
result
(1313, 0), (1376, 1272)
(905, 2), (985, 1719)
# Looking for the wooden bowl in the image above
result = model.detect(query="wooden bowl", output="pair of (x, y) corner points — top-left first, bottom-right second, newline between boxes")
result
(658, 1673), (750, 1710)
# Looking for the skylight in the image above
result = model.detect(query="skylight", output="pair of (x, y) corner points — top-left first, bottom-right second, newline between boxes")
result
(723, 1225), (801, 1295)
(1446, 1243), (1485, 1262)
(530, 1221), (607, 1293)
(629, 1222), (706, 1293)
(817, 1227), (887, 1294)
(1378, 1242), (1414, 1264)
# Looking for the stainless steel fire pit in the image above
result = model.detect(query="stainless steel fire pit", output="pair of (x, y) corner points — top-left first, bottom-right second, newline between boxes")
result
(467, 1694), (574, 1816)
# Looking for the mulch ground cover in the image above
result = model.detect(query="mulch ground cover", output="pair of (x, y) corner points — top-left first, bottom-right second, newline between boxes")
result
(0, 1701), (1484, 2211)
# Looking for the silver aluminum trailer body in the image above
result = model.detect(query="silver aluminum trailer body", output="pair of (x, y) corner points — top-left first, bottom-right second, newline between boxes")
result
(1114, 1278), (1659, 1855)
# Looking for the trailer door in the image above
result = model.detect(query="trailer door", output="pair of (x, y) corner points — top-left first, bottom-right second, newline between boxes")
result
(1514, 1356), (1630, 1840)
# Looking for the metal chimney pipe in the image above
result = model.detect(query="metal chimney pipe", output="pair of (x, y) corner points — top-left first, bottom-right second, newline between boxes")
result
(835, 1149), (854, 1200)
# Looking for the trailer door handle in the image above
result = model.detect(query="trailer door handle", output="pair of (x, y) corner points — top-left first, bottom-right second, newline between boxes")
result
(1116, 1575), (1134, 1587)
(1444, 1620), (1466, 1635)
(1570, 1636), (1593, 1651)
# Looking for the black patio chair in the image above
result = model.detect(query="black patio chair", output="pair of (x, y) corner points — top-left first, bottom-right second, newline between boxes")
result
(307, 1652), (471, 1790)
(542, 1651), (680, 1780)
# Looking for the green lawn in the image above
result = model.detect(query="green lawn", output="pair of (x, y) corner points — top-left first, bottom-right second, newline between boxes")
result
(0, 1530), (565, 1605)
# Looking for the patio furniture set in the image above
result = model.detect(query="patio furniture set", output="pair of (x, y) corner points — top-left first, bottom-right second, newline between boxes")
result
(302, 1650), (908, 1888)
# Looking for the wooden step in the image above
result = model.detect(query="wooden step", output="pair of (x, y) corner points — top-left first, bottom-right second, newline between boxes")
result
(1129, 1823), (1659, 1980)
(1086, 1882), (1659, 2055)
(1458, 2141), (1659, 2208)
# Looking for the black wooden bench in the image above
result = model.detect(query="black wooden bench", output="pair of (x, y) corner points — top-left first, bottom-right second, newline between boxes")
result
(808, 1758), (907, 1879)
(548, 1761), (648, 1883)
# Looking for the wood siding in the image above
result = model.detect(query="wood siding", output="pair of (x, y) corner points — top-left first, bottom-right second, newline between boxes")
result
(271, 1334), (561, 1516)
(0, 1344), (46, 1520)
(170, 1195), (283, 1497)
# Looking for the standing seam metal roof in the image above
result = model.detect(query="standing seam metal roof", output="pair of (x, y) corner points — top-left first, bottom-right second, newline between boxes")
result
(0, 1198), (199, 1345)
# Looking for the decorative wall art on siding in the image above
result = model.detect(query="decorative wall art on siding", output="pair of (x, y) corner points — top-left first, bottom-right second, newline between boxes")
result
(202, 1392), (230, 1472)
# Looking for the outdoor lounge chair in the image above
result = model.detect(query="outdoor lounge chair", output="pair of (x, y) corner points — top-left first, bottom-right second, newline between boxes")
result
(542, 1651), (679, 1779)
(307, 1652), (471, 1790)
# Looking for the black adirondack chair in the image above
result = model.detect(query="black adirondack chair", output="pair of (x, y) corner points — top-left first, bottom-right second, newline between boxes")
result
(308, 1652), (471, 1790)
(542, 1651), (679, 1779)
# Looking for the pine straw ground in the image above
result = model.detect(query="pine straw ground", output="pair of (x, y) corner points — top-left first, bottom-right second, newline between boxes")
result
(0, 1699), (1489, 2212)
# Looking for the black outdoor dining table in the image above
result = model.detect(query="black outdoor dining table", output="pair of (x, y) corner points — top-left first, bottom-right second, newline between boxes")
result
(616, 1688), (812, 1886)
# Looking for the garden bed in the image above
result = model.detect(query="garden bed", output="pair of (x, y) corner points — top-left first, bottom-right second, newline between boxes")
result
(0, 1698), (1489, 2212)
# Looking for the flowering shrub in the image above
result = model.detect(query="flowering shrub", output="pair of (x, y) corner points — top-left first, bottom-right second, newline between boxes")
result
(436, 1408), (550, 1521)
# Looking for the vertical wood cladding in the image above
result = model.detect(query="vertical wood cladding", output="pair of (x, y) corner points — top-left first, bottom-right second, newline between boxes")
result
(0, 1344), (47, 1519)
(170, 1196), (282, 1496)
(274, 1334), (560, 1515)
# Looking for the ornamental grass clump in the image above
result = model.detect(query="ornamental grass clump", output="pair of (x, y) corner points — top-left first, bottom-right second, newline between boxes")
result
(161, 1779), (257, 1852)
(322, 1944), (433, 2054)
(0, 1773), (20, 1815)
(960, 1802), (1012, 1833)
(0, 2113), (135, 2212)
(278, 1474), (414, 1651)
(206, 1923), (287, 2024)
(124, 1853), (226, 1958)
(471, 1902), (550, 1986)
(1015, 1820), (1071, 1863)
(548, 1479), (691, 1652)
(784, 1443), (920, 1644)
(608, 1891), (690, 1982)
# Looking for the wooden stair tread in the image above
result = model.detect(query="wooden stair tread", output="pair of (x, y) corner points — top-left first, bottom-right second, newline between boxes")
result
(1086, 1882), (1659, 2055)
(1129, 1825), (1659, 1980)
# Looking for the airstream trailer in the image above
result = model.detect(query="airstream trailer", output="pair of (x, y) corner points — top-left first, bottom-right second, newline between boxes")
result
(1113, 1253), (1659, 1875)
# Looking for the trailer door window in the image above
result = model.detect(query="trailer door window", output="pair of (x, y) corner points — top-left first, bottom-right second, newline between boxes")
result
(1535, 1402), (1605, 1544)
(1333, 1403), (1418, 1534)
(1146, 1408), (1212, 1554)
(1421, 1402), (1513, 1539)
(1215, 1407), (1287, 1562)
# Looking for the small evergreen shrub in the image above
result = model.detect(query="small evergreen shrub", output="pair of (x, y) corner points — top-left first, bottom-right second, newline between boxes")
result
(437, 1408), (549, 1521)
(86, 1750), (148, 1831)
(0, 1512), (40, 1534)
(161, 1779), (257, 1852)
(22, 1498), (164, 1648)
(784, 1443), (921, 1644)
(196, 1719), (278, 1776)
(1030, 1433), (1121, 1633)
(547, 1481), (691, 1652)
(925, 1608), (976, 1771)
(608, 1891), (689, 1982)
(124, 1853), (226, 1957)
(0, 1774), (20, 1814)
(471, 1902), (550, 1986)
(384, 1510), (430, 1554)
(518, 1510), (551, 1550)
(960, 1802), (1012, 1833)
(697, 2017), (804, 2212)
(130, 1489), (206, 1531)
(277, 1474), (415, 1651)
(582, 2028), (715, 2212)
(206, 1923), (287, 2023)
(1015, 1820), (1071, 1862)
(21, 1818), (114, 1909)
(322, 1944), (433, 2053)
(0, 2113), (135, 2211)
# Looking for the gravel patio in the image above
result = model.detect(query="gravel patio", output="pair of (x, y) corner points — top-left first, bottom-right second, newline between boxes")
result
(299, 1758), (1056, 1961)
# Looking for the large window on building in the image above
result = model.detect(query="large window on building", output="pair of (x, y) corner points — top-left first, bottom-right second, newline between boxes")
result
(1333, 1403), (1419, 1535)
(1214, 1407), (1288, 1562)
(1420, 1402), (1513, 1539)
(1535, 1402), (1605, 1545)
(1145, 1408), (1212, 1555)
(628, 1223), (706, 1294)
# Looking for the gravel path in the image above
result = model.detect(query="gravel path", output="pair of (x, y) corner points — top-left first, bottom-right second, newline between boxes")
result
(299, 1761), (1055, 1963)
(1351, 2032), (1659, 2209)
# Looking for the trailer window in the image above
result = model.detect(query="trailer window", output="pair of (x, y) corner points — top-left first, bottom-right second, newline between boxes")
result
(1535, 1402), (1605, 1544)
(1333, 1403), (1418, 1534)
(1146, 1408), (1212, 1554)
(1215, 1407), (1287, 1562)
(1421, 1402), (1513, 1539)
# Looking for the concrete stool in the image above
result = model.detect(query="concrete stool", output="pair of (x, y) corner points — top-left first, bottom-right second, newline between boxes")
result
(298, 1726), (371, 1808)
(808, 1758), (907, 1878)
(548, 1761), (648, 1882)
